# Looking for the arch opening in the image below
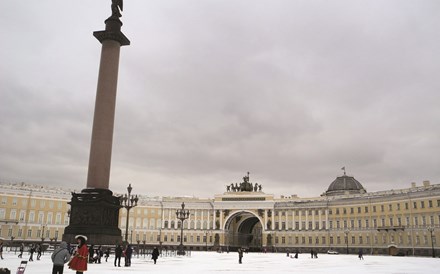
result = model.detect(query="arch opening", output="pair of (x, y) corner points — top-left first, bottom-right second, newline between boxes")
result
(224, 211), (263, 251)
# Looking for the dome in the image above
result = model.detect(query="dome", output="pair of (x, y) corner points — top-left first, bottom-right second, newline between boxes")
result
(324, 175), (366, 196)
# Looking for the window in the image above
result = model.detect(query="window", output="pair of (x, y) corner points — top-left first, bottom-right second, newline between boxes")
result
(12, 198), (18, 206)
(373, 205), (376, 212)
(421, 201), (425, 209)
(429, 200), (433, 208)
(397, 203), (401, 210)
(389, 204), (392, 211)
(365, 206), (368, 213)
(405, 203), (409, 210)
(413, 202), (417, 209)
(381, 205), (384, 212)
(357, 207), (361, 214)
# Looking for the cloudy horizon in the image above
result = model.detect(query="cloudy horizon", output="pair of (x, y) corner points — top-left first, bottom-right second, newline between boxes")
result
(1, 0), (439, 198)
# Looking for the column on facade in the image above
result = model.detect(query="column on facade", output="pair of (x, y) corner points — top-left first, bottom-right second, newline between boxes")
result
(201, 210), (204, 229)
(292, 210), (295, 230)
(220, 210), (223, 230)
(299, 210), (302, 230)
(161, 207), (165, 229)
(168, 209), (172, 229)
(305, 209), (309, 230)
(319, 209), (322, 230)
(211, 209), (215, 229)
(312, 209), (315, 230)
(271, 209), (275, 230)
(264, 210), (268, 230)
(325, 208), (330, 230)
(194, 209), (198, 229)
(278, 211), (282, 230)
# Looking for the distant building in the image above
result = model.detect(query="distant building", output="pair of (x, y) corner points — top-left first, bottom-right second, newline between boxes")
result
(1, 174), (439, 256)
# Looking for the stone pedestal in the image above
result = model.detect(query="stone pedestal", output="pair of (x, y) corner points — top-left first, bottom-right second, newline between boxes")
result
(63, 188), (122, 245)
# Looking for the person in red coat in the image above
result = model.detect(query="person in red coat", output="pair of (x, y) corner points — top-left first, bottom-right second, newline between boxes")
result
(68, 235), (89, 273)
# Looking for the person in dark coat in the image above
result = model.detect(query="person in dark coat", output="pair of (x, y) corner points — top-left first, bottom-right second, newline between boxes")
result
(238, 248), (244, 264)
(114, 244), (122, 267)
(18, 243), (24, 258)
(36, 244), (42, 260)
(124, 245), (133, 267)
(358, 249), (364, 260)
(151, 247), (160, 264)
(88, 245), (94, 263)
(29, 244), (35, 261)
(104, 248), (110, 262)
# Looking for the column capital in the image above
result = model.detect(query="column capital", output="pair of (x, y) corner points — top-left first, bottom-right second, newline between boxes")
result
(93, 17), (130, 46)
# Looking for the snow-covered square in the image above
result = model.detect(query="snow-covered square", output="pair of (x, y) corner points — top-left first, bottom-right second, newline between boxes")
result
(1, 250), (440, 274)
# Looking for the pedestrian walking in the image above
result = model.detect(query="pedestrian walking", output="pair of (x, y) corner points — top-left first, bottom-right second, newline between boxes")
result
(358, 249), (364, 260)
(68, 235), (89, 274)
(36, 244), (42, 260)
(29, 244), (35, 261)
(18, 243), (24, 258)
(114, 244), (122, 267)
(51, 241), (71, 274)
(104, 248), (110, 262)
(151, 247), (160, 264)
(238, 248), (244, 264)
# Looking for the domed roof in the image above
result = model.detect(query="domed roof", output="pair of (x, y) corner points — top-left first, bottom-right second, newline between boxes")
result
(324, 175), (366, 196)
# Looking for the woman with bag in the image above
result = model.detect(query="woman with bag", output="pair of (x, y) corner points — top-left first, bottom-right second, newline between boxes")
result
(68, 235), (89, 274)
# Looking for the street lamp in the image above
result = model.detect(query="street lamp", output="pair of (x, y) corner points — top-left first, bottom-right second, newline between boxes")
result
(176, 202), (190, 255)
(344, 229), (350, 254)
(121, 184), (138, 244)
(41, 224), (46, 243)
(427, 226), (435, 258)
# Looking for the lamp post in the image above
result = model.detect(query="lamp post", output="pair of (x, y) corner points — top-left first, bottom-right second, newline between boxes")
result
(41, 224), (46, 243)
(427, 226), (435, 258)
(344, 229), (350, 254)
(176, 202), (190, 255)
(121, 184), (138, 244)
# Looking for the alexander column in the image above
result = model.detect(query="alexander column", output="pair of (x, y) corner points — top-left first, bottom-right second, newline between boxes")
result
(63, 0), (130, 244)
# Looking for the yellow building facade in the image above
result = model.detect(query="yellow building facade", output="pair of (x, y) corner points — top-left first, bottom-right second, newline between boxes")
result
(1, 174), (439, 256)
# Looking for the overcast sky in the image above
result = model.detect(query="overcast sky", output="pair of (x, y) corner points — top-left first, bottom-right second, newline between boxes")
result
(1, 0), (439, 198)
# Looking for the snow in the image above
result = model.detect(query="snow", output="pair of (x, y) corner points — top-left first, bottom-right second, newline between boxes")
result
(1, 250), (440, 274)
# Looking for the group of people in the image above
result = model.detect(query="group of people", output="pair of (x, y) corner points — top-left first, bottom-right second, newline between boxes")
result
(50, 235), (161, 274)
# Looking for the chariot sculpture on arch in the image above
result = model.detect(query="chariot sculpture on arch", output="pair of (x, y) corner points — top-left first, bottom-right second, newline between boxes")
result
(226, 172), (263, 192)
